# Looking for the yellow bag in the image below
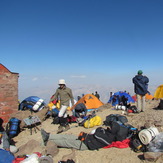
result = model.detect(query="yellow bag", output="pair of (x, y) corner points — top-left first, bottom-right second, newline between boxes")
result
(84, 116), (102, 128)
(48, 101), (60, 111)
(48, 102), (54, 110)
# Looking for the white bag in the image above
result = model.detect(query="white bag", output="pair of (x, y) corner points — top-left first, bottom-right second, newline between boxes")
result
(21, 153), (39, 163)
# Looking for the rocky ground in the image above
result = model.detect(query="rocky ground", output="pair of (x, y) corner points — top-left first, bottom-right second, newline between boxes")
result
(10, 99), (163, 163)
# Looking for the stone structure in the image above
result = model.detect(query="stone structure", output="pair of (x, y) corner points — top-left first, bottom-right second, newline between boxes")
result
(0, 64), (19, 123)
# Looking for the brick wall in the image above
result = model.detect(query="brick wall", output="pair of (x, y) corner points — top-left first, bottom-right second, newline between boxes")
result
(0, 64), (19, 123)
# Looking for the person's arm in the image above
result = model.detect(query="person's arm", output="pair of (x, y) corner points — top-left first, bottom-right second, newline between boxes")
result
(145, 76), (149, 84)
(83, 104), (87, 116)
(49, 89), (59, 103)
(69, 89), (74, 106)
(132, 77), (136, 84)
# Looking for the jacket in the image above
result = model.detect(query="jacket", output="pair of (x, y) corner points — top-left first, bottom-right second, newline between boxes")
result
(75, 103), (87, 112)
(50, 86), (74, 106)
(83, 127), (115, 150)
(82, 121), (130, 150)
(74, 103), (87, 118)
(132, 75), (149, 95)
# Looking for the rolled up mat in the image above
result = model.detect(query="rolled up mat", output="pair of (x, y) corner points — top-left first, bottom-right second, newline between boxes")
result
(138, 127), (159, 145)
(115, 105), (126, 110)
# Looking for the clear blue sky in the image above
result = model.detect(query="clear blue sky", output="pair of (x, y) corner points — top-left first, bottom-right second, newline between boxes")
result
(1, 0), (163, 102)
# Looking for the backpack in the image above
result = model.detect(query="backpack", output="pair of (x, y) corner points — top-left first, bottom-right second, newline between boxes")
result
(128, 105), (138, 113)
(157, 99), (163, 110)
(111, 121), (136, 141)
(0, 149), (15, 163)
(103, 114), (137, 141)
(103, 114), (128, 126)
(51, 117), (60, 124)
(6, 117), (21, 139)
(84, 115), (102, 128)
(67, 115), (77, 124)
(129, 132), (147, 152)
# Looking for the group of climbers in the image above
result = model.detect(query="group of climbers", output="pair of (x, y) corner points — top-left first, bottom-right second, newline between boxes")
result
(0, 70), (152, 163)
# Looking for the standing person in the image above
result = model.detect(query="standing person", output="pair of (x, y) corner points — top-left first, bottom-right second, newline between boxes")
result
(132, 70), (149, 112)
(49, 79), (74, 133)
(77, 95), (81, 101)
(95, 91), (100, 99)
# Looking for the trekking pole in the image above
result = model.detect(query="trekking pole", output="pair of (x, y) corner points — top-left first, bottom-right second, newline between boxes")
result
(78, 133), (88, 150)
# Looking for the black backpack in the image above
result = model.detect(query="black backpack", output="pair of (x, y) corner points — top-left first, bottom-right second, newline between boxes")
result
(103, 114), (128, 126)
(51, 117), (60, 124)
(129, 132), (147, 152)
(128, 105), (139, 113)
(157, 99), (163, 110)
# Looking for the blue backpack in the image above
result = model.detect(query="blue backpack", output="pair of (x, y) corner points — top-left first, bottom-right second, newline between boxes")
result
(6, 117), (21, 139)
(0, 149), (15, 163)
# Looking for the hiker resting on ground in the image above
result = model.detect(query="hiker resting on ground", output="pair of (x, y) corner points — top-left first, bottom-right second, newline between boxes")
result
(0, 118), (18, 153)
(132, 70), (149, 112)
(73, 101), (87, 118)
(49, 79), (74, 134)
(41, 120), (130, 151)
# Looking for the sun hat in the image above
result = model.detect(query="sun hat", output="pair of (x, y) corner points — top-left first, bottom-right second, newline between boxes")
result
(58, 79), (66, 85)
(138, 70), (143, 75)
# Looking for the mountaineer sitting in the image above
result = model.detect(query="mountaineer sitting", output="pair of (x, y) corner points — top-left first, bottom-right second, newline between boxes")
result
(73, 101), (87, 118)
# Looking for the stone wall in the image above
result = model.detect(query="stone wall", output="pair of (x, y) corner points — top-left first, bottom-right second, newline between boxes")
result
(0, 64), (19, 123)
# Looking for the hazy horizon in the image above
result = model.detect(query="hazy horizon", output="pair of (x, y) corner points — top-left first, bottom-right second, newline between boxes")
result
(1, 0), (163, 103)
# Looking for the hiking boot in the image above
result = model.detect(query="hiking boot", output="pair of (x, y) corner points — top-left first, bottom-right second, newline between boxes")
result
(64, 124), (70, 132)
(57, 125), (64, 134)
(41, 129), (50, 146)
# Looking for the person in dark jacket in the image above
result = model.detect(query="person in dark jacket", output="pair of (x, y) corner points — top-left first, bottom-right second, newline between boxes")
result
(41, 120), (129, 150)
(95, 91), (100, 99)
(73, 101), (87, 118)
(132, 70), (149, 112)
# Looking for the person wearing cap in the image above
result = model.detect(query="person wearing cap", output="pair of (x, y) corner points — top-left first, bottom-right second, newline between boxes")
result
(132, 70), (149, 112)
(49, 79), (74, 133)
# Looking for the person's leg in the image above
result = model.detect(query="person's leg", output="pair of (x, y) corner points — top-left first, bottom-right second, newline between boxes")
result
(136, 94), (141, 112)
(141, 95), (146, 112)
(58, 105), (69, 133)
(41, 129), (50, 146)
(49, 134), (88, 150)
(58, 105), (68, 118)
